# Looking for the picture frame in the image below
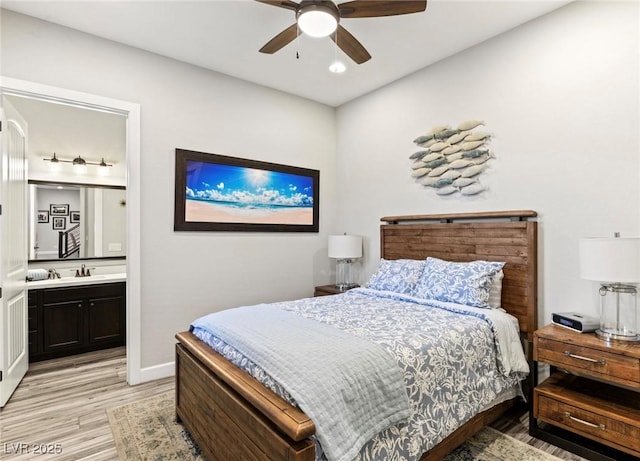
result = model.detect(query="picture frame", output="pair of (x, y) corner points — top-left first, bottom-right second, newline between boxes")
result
(70, 211), (80, 223)
(37, 210), (50, 223)
(52, 217), (66, 230)
(50, 204), (69, 216)
(174, 148), (319, 232)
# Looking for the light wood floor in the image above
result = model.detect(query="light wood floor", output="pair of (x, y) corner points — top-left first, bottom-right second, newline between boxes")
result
(0, 348), (587, 460)
(0, 348), (173, 460)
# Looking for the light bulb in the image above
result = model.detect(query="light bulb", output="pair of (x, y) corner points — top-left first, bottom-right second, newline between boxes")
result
(329, 61), (346, 73)
(298, 10), (337, 38)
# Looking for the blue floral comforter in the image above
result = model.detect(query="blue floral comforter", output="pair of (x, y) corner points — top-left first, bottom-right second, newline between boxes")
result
(191, 288), (529, 461)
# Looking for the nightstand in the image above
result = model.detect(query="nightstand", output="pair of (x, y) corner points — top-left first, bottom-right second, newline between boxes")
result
(531, 324), (640, 460)
(313, 284), (359, 297)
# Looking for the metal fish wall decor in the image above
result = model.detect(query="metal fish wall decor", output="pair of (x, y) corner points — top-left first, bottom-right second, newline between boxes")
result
(410, 120), (493, 196)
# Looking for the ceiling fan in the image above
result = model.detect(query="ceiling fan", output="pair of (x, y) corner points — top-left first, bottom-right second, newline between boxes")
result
(256, 0), (428, 64)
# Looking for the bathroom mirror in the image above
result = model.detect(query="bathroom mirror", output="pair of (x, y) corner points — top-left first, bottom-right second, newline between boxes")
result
(29, 180), (126, 261)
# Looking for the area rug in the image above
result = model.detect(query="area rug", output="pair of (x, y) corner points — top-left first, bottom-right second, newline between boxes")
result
(107, 391), (560, 461)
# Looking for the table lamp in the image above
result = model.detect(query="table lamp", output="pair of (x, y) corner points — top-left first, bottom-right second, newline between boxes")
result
(579, 233), (640, 342)
(328, 234), (362, 291)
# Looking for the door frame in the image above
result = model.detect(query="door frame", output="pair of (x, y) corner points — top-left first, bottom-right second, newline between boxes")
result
(0, 76), (143, 384)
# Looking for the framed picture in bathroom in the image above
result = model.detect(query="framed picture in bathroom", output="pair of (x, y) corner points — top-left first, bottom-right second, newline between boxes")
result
(37, 210), (50, 223)
(174, 148), (320, 232)
(52, 217), (66, 230)
(70, 211), (80, 223)
(50, 203), (69, 216)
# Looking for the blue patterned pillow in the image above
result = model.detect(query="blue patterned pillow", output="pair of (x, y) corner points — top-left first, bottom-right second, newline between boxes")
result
(366, 259), (426, 294)
(412, 257), (505, 308)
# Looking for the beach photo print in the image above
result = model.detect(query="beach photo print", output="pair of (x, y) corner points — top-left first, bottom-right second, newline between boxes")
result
(174, 149), (319, 232)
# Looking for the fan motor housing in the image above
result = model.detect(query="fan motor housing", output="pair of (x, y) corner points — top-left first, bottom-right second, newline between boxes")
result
(296, 0), (340, 24)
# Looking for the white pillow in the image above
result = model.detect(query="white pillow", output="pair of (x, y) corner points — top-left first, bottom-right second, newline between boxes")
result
(487, 269), (504, 309)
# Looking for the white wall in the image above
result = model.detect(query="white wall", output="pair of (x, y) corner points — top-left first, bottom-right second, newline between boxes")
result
(336, 1), (640, 326)
(1, 9), (338, 368)
(101, 188), (127, 257)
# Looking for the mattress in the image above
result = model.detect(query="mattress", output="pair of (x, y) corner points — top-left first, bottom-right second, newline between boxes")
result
(191, 288), (529, 461)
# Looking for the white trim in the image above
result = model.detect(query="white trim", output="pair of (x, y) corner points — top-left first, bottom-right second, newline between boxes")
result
(0, 76), (142, 385)
(139, 361), (175, 382)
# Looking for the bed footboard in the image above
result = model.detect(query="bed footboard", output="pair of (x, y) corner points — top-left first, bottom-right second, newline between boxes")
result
(175, 331), (315, 461)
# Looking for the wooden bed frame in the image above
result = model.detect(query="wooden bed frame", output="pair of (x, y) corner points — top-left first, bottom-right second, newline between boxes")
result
(175, 210), (538, 461)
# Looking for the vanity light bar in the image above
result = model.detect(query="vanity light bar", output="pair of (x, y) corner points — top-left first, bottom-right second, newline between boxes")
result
(44, 152), (113, 167)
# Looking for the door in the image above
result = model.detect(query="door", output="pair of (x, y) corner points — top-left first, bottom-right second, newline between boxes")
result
(0, 97), (29, 407)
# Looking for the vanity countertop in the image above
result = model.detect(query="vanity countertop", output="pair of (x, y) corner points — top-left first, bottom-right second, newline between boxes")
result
(27, 272), (126, 289)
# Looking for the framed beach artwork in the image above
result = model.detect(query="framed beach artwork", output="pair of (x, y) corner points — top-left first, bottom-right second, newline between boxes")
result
(174, 149), (320, 232)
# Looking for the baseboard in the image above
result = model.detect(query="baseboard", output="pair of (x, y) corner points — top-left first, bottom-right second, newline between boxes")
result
(138, 361), (175, 383)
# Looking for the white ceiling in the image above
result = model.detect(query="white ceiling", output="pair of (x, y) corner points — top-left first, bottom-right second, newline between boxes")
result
(2, 0), (572, 107)
(6, 95), (128, 182)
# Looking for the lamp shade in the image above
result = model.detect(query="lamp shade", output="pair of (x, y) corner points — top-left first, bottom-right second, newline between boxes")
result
(328, 235), (362, 259)
(579, 237), (640, 283)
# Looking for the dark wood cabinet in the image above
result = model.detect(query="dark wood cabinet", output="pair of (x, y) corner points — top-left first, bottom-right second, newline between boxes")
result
(27, 290), (39, 357)
(29, 282), (126, 361)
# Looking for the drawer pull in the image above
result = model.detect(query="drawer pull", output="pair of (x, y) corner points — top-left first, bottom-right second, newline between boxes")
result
(563, 351), (605, 365)
(564, 412), (605, 430)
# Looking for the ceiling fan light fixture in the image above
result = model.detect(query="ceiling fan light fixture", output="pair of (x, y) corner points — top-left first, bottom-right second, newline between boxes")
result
(297, 4), (338, 38)
(258, 0), (426, 64)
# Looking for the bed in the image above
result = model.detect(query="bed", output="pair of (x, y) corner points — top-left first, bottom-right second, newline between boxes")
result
(175, 210), (538, 461)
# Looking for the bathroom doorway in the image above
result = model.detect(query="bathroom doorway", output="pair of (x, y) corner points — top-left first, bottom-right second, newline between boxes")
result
(0, 78), (142, 403)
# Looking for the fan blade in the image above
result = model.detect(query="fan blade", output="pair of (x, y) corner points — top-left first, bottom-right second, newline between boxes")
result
(331, 25), (371, 64)
(255, 0), (299, 11)
(259, 24), (299, 54)
(338, 1), (426, 18)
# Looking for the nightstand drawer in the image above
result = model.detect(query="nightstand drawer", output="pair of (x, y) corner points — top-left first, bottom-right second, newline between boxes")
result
(534, 374), (640, 458)
(536, 395), (640, 456)
(536, 337), (640, 386)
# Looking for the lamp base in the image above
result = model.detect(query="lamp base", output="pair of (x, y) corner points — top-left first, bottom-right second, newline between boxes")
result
(596, 283), (639, 343)
(596, 328), (640, 342)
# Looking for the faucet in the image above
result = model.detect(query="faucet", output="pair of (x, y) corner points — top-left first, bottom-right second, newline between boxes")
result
(48, 268), (61, 279)
(75, 264), (92, 277)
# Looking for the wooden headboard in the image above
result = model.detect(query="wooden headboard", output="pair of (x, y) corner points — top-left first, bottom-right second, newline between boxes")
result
(380, 210), (538, 341)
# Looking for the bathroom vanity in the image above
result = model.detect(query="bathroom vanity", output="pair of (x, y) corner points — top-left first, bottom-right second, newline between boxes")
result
(28, 275), (126, 361)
